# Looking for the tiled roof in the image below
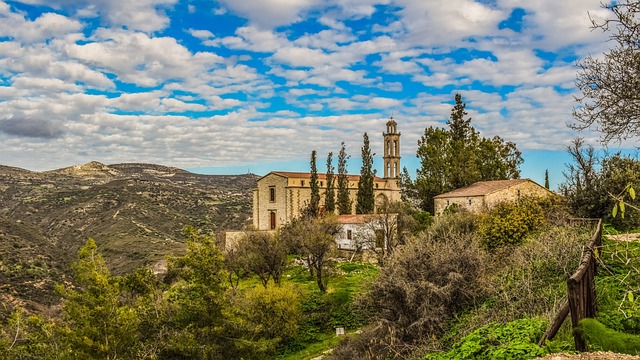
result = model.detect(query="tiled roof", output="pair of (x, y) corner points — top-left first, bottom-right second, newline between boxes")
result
(336, 213), (397, 224)
(433, 179), (532, 198)
(269, 171), (385, 182)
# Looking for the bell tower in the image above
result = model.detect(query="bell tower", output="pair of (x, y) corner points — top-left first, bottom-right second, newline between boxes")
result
(383, 116), (401, 179)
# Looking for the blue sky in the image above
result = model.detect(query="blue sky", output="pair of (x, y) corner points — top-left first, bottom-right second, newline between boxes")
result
(0, 0), (635, 189)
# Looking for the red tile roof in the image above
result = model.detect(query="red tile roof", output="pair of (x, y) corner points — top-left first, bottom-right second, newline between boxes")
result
(433, 179), (533, 198)
(269, 171), (385, 182)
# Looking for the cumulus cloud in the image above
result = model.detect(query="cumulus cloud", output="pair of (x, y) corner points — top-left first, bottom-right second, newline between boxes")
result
(17, 0), (178, 32)
(0, 117), (65, 138)
(0, 10), (82, 43)
(217, 0), (319, 28)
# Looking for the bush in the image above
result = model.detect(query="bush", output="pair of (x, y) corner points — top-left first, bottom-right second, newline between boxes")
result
(329, 213), (488, 359)
(424, 318), (548, 360)
(480, 196), (555, 250)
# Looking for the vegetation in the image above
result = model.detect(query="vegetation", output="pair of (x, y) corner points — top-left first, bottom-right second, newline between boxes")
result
(413, 93), (523, 213)
(356, 133), (375, 215)
(576, 318), (640, 354)
(337, 142), (351, 215)
(309, 150), (320, 218)
(479, 196), (553, 250)
(572, 0), (640, 143)
(282, 216), (341, 293)
(560, 139), (640, 230)
(329, 201), (591, 359)
(325, 152), (336, 213)
(424, 318), (547, 360)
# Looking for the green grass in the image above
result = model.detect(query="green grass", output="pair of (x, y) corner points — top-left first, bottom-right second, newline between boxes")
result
(236, 258), (378, 359)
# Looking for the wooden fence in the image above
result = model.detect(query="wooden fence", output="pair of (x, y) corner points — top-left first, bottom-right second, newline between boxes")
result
(538, 218), (602, 351)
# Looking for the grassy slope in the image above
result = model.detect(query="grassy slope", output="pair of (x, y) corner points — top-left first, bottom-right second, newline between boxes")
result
(235, 260), (378, 360)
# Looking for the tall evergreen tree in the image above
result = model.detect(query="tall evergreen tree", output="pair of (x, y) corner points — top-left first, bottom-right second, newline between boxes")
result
(337, 142), (351, 215)
(325, 152), (336, 213)
(356, 132), (375, 214)
(545, 169), (550, 189)
(309, 150), (320, 217)
(447, 93), (472, 141)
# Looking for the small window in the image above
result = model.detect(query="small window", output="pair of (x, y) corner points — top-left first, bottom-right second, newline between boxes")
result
(447, 200), (450, 206)
(517, 189), (521, 197)
(269, 187), (275, 202)
(320, 181), (323, 187)
(468, 198), (472, 205)
(376, 183), (379, 188)
(301, 180), (305, 186)
(270, 211), (276, 229)
(347, 230), (352, 240)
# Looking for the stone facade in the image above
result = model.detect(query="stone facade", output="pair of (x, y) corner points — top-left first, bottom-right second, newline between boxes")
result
(252, 171), (400, 230)
(433, 179), (554, 214)
(252, 117), (402, 231)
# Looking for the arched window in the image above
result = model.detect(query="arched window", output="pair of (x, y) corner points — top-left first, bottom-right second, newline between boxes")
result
(269, 187), (275, 202)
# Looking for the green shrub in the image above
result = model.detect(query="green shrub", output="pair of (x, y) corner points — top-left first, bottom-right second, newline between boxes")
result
(423, 318), (547, 360)
(480, 197), (550, 250)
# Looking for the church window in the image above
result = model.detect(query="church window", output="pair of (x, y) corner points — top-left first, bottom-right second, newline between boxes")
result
(301, 180), (305, 186)
(269, 187), (275, 202)
(270, 211), (276, 229)
(320, 181), (323, 187)
(468, 198), (472, 205)
(376, 183), (379, 188)
(347, 230), (352, 240)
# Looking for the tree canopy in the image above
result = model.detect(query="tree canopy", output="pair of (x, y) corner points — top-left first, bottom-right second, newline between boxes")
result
(414, 93), (523, 213)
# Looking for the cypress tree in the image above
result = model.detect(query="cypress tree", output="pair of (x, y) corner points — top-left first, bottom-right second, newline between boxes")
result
(337, 142), (351, 215)
(545, 169), (550, 189)
(309, 150), (320, 217)
(356, 133), (375, 214)
(325, 152), (335, 213)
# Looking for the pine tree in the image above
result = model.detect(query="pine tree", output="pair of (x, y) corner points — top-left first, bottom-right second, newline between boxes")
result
(356, 132), (375, 214)
(447, 93), (472, 141)
(325, 152), (335, 213)
(337, 142), (351, 215)
(545, 169), (550, 189)
(309, 150), (320, 217)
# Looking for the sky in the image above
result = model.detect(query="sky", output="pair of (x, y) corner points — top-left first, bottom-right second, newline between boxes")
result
(0, 0), (636, 189)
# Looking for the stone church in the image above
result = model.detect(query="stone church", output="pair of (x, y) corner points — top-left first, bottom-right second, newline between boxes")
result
(252, 117), (402, 231)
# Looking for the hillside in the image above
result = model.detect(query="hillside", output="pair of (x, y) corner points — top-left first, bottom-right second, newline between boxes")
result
(0, 162), (257, 312)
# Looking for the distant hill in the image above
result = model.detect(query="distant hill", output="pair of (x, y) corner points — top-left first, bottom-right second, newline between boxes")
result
(0, 162), (258, 313)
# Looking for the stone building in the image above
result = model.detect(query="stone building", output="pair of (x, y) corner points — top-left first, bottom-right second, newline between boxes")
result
(433, 178), (553, 214)
(252, 117), (402, 231)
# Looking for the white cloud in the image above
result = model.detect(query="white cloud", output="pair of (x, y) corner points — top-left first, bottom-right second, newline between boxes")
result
(189, 28), (214, 40)
(217, 0), (320, 28)
(18, 0), (178, 32)
(0, 10), (82, 43)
